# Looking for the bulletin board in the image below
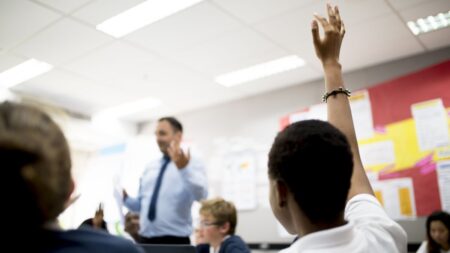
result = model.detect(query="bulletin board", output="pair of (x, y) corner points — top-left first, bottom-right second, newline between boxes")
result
(279, 60), (450, 219)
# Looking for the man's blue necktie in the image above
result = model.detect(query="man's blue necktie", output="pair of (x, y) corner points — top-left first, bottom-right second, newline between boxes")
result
(148, 155), (171, 221)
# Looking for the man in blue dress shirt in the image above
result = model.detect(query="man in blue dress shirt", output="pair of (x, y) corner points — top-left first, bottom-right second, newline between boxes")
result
(123, 117), (208, 244)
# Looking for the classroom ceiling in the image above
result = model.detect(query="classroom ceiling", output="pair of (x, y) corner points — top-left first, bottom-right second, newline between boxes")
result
(1, 0), (449, 122)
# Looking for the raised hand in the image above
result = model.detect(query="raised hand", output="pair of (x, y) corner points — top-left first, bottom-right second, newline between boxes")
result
(124, 212), (140, 241)
(167, 140), (190, 169)
(313, 5), (374, 199)
(93, 203), (104, 228)
(312, 4), (345, 66)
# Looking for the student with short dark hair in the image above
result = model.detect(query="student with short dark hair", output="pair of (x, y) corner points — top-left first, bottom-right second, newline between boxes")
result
(199, 198), (250, 253)
(267, 4), (407, 253)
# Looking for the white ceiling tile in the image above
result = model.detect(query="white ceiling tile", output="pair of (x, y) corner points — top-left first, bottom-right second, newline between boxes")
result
(35, 0), (92, 13)
(122, 80), (238, 122)
(13, 84), (101, 115)
(228, 66), (321, 98)
(342, 37), (424, 71)
(398, 0), (450, 21)
(343, 14), (421, 52)
(387, 0), (439, 11)
(212, 0), (315, 24)
(418, 28), (450, 50)
(341, 14), (425, 70)
(253, 0), (392, 31)
(0, 0), (61, 50)
(64, 41), (193, 89)
(64, 41), (156, 86)
(396, 0), (450, 51)
(1, 0), (446, 119)
(253, 0), (394, 69)
(125, 2), (242, 53)
(15, 68), (138, 114)
(140, 59), (212, 88)
(169, 26), (287, 75)
(14, 18), (113, 65)
(73, 0), (146, 25)
(20, 68), (105, 93)
(129, 66), (315, 122)
(333, 0), (393, 24)
(253, 7), (318, 68)
(0, 53), (27, 72)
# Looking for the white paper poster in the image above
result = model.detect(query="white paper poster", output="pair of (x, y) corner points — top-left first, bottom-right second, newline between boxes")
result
(371, 177), (416, 220)
(286, 90), (375, 141)
(412, 99), (450, 151)
(349, 90), (374, 140)
(437, 160), (450, 213)
(437, 146), (450, 160)
(359, 140), (396, 167)
(222, 153), (257, 210)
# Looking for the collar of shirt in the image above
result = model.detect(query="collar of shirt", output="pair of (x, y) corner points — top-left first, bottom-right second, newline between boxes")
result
(287, 221), (354, 252)
(211, 235), (231, 253)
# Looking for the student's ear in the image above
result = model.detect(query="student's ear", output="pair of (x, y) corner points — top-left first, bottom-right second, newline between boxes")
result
(219, 222), (231, 235)
(276, 180), (288, 208)
(68, 178), (75, 200)
(63, 178), (78, 211)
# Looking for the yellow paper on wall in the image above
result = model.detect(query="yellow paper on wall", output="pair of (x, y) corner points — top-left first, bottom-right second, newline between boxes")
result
(398, 187), (413, 216)
(375, 190), (384, 206)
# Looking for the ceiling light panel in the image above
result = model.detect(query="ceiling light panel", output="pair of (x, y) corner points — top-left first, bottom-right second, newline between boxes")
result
(96, 0), (205, 38)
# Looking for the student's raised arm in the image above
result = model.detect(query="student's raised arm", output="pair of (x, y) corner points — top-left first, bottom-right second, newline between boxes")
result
(312, 4), (373, 200)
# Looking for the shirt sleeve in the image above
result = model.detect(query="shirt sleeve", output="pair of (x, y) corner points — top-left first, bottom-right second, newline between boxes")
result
(178, 156), (208, 201)
(345, 194), (408, 253)
(124, 196), (141, 212)
(123, 178), (143, 212)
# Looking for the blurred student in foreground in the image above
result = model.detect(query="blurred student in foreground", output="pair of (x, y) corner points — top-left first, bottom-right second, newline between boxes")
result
(1, 101), (142, 253)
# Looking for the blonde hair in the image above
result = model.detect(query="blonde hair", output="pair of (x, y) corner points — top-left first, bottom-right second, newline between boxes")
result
(200, 198), (237, 235)
(0, 102), (71, 224)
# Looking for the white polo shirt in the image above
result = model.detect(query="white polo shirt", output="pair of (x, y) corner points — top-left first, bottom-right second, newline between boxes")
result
(280, 194), (407, 253)
(417, 241), (450, 253)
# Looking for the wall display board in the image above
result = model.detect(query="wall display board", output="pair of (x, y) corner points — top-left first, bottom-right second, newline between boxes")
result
(279, 60), (450, 218)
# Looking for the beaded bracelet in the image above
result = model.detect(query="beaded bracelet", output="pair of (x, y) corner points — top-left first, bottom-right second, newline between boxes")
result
(322, 87), (351, 102)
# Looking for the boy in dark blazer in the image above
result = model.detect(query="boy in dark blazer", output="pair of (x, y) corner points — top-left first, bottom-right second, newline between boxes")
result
(198, 198), (250, 253)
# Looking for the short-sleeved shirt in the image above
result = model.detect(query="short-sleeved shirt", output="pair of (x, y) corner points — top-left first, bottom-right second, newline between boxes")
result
(280, 194), (407, 253)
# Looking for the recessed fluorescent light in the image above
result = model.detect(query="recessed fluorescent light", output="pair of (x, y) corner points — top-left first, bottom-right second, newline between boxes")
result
(93, 97), (161, 121)
(0, 59), (53, 89)
(97, 0), (204, 38)
(407, 10), (450, 35)
(215, 55), (305, 87)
